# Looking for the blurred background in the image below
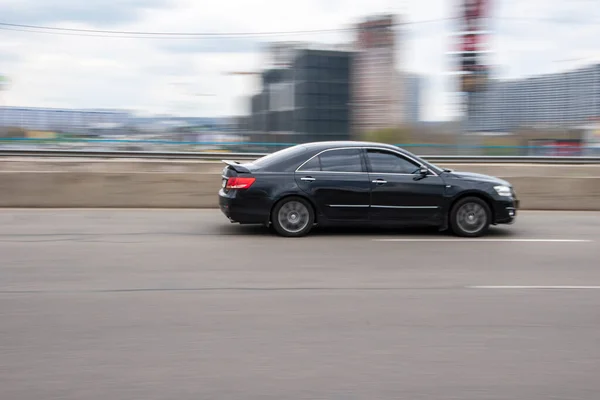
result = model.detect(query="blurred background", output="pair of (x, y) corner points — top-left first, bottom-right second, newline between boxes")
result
(0, 0), (599, 156)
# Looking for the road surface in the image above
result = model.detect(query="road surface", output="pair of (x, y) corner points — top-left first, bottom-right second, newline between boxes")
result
(1, 210), (599, 400)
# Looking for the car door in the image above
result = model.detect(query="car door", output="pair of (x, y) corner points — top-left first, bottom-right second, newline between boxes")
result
(295, 148), (370, 221)
(366, 148), (446, 223)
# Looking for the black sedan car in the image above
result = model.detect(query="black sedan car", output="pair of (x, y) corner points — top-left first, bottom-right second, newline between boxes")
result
(219, 141), (518, 237)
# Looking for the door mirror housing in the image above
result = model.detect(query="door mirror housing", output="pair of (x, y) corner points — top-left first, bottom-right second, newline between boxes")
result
(413, 165), (429, 181)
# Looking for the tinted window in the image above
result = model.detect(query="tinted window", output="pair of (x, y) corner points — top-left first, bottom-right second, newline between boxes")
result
(319, 149), (363, 173)
(298, 156), (321, 171)
(253, 145), (307, 167)
(367, 150), (420, 174)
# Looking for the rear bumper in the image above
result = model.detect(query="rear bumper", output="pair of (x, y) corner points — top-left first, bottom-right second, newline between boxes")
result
(219, 189), (271, 224)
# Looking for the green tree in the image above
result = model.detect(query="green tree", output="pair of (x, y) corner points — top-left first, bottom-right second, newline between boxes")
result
(0, 126), (26, 138)
(363, 126), (411, 145)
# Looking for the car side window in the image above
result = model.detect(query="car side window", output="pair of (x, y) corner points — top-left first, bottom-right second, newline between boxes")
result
(297, 156), (321, 171)
(367, 150), (420, 174)
(318, 149), (364, 173)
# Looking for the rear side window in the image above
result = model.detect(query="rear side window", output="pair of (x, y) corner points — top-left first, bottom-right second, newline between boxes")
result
(319, 149), (364, 173)
(298, 156), (321, 171)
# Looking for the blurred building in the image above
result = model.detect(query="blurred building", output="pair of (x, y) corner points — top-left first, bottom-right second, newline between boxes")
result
(243, 15), (408, 143)
(0, 106), (131, 135)
(129, 116), (227, 133)
(292, 48), (351, 142)
(250, 92), (269, 140)
(265, 42), (311, 68)
(247, 47), (352, 144)
(231, 115), (251, 134)
(351, 14), (403, 137)
(469, 63), (600, 132)
(403, 72), (423, 125)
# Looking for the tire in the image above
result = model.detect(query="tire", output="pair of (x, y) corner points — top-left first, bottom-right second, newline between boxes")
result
(450, 196), (491, 237)
(271, 197), (315, 237)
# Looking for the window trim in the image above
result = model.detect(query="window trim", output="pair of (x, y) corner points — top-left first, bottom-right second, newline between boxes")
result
(365, 148), (424, 176)
(296, 146), (438, 176)
(296, 153), (322, 172)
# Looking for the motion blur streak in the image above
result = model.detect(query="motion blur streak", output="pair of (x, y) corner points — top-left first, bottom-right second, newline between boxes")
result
(1, 210), (600, 399)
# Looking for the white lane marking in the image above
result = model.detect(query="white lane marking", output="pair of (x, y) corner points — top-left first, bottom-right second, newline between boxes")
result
(469, 286), (600, 290)
(373, 239), (593, 243)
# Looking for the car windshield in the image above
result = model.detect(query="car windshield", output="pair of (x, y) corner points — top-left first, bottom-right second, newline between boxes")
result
(252, 145), (307, 167)
(427, 162), (445, 174)
(409, 153), (444, 174)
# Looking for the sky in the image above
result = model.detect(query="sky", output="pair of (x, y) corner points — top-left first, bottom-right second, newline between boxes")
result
(0, 0), (599, 120)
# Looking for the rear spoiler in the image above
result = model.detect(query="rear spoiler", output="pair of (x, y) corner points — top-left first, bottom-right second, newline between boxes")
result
(221, 160), (251, 173)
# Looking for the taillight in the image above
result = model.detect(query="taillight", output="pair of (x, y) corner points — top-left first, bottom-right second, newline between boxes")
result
(226, 177), (256, 190)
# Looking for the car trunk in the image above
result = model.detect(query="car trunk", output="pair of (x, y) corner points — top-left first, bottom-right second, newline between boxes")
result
(221, 160), (258, 194)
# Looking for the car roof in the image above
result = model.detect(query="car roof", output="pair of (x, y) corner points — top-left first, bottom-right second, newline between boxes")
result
(301, 141), (404, 152)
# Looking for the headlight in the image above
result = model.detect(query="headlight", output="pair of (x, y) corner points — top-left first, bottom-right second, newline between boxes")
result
(494, 185), (512, 197)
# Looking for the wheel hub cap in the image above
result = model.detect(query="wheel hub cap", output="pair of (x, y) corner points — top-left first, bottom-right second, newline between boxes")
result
(277, 201), (310, 234)
(456, 202), (487, 234)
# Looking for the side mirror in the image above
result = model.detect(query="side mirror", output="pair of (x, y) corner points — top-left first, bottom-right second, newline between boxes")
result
(414, 166), (429, 181)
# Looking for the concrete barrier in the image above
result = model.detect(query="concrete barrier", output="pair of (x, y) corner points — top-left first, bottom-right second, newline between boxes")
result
(1, 158), (599, 210)
(506, 176), (600, 210)
(0, 172), (220, 208)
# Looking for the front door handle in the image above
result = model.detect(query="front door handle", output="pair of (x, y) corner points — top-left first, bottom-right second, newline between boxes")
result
(301, 176), (316, 182)
(372, 179), (387, 185)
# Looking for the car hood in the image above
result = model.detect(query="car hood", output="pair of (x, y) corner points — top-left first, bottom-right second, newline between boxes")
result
(446, 171), (511, 186)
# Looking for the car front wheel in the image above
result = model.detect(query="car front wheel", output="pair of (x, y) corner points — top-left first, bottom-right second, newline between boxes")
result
(450, 197), (491, 237)
(271, 197), (315, 237)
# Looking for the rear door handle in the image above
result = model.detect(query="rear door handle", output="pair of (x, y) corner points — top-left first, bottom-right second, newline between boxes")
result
(372, 179), (387, 185)
(301, 176), (316, 182)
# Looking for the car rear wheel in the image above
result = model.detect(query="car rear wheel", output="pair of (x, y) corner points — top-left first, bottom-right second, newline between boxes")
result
(450, 197), (491, 237)
(271, 197), (314, 237)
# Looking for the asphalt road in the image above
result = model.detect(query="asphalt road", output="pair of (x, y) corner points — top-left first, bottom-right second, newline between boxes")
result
(1, 210), (600, 400)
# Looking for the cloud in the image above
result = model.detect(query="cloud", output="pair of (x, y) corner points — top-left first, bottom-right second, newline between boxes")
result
(541, 0), (600, 23)
(491, 1), (600, 78)
(0, 0), (170, 26)
(0, 0), (598, 121)
(0, 49), (20, 64)
(140, 59), (199, 77)
(158, 37), (261, 54)
(0, 24), (263, 117)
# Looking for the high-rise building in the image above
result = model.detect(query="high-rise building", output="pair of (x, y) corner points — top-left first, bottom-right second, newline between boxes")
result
(403, 73), (422, 125)
(351, 14), (403, 137)
(469, 63), (600, 132)
(247, 47), (352, 144)
(265, 42), (310, 68)
(291, 48), (351, 143)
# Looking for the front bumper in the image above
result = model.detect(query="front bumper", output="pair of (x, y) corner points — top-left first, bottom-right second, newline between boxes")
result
(494, 198), (519, 224)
